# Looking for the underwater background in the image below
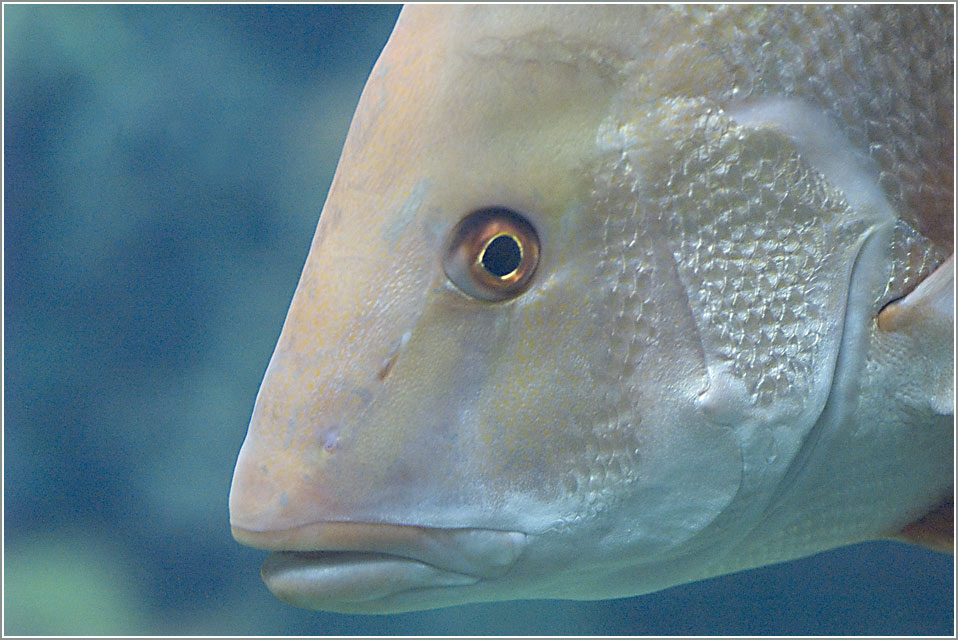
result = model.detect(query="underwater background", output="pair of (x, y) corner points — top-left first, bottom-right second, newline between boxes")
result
(3, 4), (954, 636)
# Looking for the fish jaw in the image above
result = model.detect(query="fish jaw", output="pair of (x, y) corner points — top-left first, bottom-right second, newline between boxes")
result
(260, 552), (479, 613)
(231, 521), (527, 613)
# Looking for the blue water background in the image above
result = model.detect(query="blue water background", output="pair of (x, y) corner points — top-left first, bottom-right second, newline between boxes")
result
(4, 4), (954, 636)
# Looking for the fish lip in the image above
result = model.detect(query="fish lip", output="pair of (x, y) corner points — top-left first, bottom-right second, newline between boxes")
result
(232, 519), (528, 581)
(259, 550), (481, 608)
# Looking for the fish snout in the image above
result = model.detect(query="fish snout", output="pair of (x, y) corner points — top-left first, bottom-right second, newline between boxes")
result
(231, 521), (527, 611)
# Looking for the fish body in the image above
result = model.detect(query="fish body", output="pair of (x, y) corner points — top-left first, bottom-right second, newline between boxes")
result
(230, 5), (954, 613)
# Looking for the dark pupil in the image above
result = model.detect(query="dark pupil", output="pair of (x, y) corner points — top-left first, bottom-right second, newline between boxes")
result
(481, 234), (522, 278)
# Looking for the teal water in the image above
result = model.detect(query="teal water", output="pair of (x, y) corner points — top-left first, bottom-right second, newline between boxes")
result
(4, 4), (954, 636)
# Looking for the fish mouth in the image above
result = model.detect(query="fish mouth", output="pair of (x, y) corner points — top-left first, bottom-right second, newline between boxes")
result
(232, 521), (527, 609)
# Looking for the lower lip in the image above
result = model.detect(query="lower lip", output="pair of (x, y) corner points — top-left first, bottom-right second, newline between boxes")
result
(261, 550), (479, 607)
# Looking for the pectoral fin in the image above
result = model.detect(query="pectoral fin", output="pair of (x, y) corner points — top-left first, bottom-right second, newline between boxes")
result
(877, 254), (954, 416)
(878, 254), (954, 552)
(893, 497), (953, 553)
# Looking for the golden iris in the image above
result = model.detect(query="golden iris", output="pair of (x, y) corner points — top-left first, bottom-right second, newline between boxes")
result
(442, 207), (540, 302)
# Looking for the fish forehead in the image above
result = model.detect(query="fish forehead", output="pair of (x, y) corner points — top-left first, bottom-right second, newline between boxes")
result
(232, 2), (951, 580)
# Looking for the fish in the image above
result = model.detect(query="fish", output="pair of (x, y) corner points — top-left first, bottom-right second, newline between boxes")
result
(229, 4), (954, 614)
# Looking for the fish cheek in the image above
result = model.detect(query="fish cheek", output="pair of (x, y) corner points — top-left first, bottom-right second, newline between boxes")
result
(476, 290), (608, 498)
(462, 236), (744, 553)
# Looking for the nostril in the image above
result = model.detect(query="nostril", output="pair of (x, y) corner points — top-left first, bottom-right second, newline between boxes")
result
(377, 353), (399, 381)
(377, 331), (411, 381)
(320, 425), (341, 452)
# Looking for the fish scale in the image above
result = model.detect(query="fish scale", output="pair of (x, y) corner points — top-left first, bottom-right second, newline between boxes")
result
(692, 5), (953, 249)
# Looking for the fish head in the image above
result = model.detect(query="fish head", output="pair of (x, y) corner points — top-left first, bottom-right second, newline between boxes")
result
(229, 5), (744, 612)
(229, 4), (953, 613)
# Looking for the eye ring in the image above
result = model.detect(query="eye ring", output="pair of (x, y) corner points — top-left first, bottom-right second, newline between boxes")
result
(442, 207), (540, 302)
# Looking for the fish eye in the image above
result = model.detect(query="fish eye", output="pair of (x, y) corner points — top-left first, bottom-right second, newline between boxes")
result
(442, 207), (540, 302)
